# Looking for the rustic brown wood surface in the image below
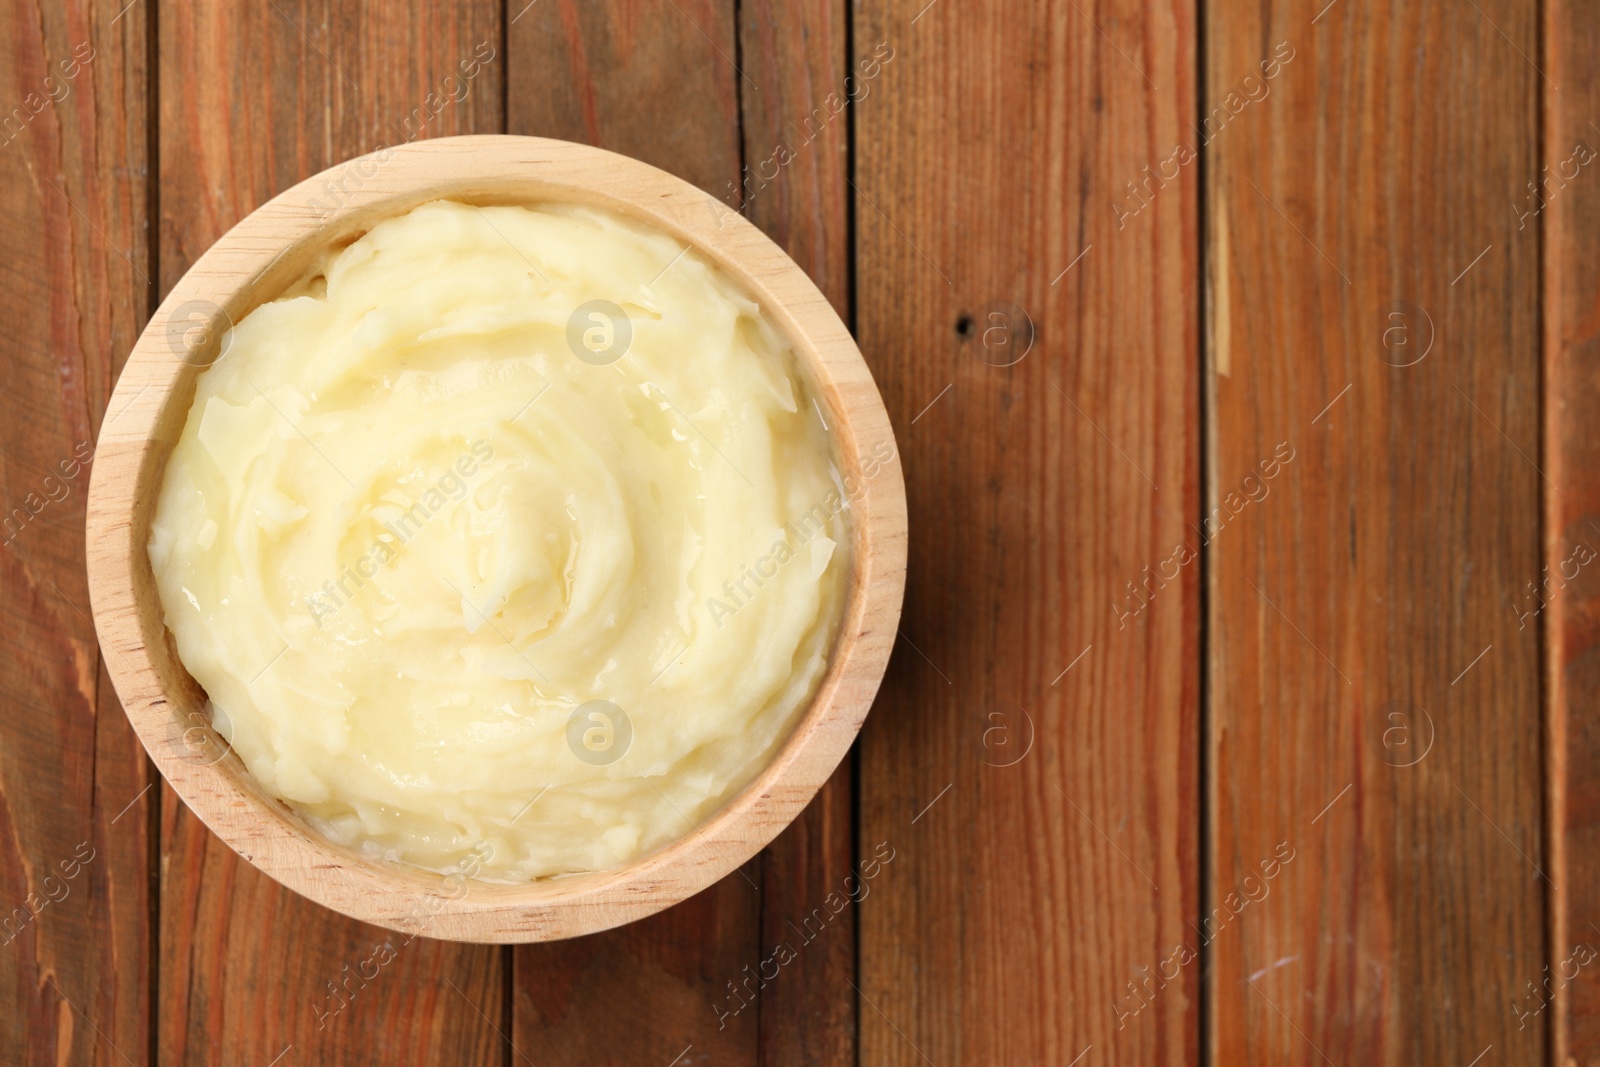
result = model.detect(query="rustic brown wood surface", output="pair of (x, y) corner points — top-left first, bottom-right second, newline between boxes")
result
(853, 0), (1200, 1064)
(1547, 0), (1600, 1063)
(5, 0), (1597, 1064)
(1207, 1), (1545, 1064)
(1, 0), (152, 1064)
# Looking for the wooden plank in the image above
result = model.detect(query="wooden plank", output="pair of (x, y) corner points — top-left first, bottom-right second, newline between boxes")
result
(506, 4), (763, 1063)
(0, 0), (153, 1063)
(509, 873), (759, 1062)
(855, 0), (1200, 1064)
(505, 0), (741, 197)
(1205, 1), (1545, 1063)
(737, 0), (850, 313)
(1545, 0), (1600, 1061)
(736, 2), (855, 1065)
(155, 2), (506, 1062)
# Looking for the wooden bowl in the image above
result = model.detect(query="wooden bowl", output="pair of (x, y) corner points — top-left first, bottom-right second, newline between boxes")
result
(85, 135), (906, 942)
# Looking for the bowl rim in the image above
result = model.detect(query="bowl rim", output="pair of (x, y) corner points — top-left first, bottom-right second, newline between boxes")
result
(85, 134), (907, 942)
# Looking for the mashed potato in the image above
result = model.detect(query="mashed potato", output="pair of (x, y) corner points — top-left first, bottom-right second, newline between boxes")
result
(148, 200), (849, 880)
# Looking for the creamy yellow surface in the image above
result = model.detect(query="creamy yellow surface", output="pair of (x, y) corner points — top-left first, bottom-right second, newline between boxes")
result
(149, 200), (849, 881)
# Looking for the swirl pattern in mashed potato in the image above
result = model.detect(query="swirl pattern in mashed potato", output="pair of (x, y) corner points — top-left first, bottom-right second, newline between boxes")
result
(148, 199), (850, 880)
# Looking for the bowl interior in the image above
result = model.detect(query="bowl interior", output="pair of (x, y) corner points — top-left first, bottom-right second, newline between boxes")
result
(88, 136), (905, 942)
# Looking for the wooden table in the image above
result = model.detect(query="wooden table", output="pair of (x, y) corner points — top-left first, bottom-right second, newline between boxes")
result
(2, 0), (1594, 1063)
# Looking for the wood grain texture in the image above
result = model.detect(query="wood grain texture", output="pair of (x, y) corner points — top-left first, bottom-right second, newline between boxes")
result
(1206, 0), (1545, 1063)
(510, 867), (761, 1062)
(0, 0), (152, 1063)
(1545, 0), (1600, 1062)
(6, 0), (1588, 1059)
(737, 0), (849, 314)
(506, 0), (741, 198)
(155, 2), (506, 1061)
(855, 1), (1200, 1065)
(506, 2), (762, 1060)
(737, 2), (855, 1065)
